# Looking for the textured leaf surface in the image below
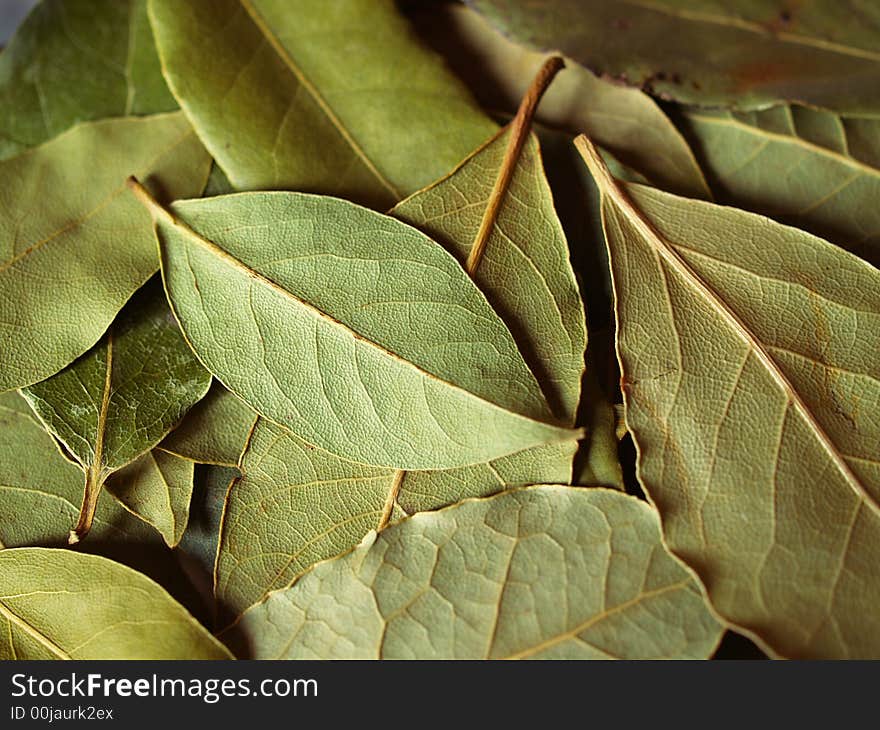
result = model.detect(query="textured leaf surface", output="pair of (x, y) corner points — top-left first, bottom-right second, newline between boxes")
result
(0, 548), (232, 659)
(148, 0), (495, 208)
(228, 487), (722, 659)
(22, 278), (211, 475)
(0, 113), (211, 392)
(468, 0), (880, 114)
(160, 381), (257, 467)
(408, 1), (708, 198)
(0, 392), (203, 610)
(0, 0), (175, 160)
(215, 117), (587, 618)
(577, 136), (880, 658)
(678, 107), (880, 265)
(106, 449), (194, 547)
(216, 421), (576, 620)
(148, 190), (574, 469)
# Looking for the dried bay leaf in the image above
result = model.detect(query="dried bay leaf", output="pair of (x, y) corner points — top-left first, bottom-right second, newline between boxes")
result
(0, 0), (175, 160)
(132, 184), (576, 470)
(148, 0), (496, 208)
(106, 449), (194, 548)
(0, 391), (205, 614)
(22, 278), (211, 542)
(677, 107), (880, 265)
(226, 486), (722, 659)
(467, 0), (880, 115)
(213, 62), (586, 620)
(0, 112), (211, 393)
(160, 381), (258, 468)
(0, 548), (232, 659)
(576, 135), (880, 658)
(406, 1), (709, 199)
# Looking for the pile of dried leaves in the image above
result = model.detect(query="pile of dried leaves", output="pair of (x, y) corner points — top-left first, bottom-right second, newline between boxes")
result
(1, 0), (878, 660)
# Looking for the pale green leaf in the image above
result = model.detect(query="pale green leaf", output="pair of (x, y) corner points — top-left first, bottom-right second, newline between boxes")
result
(148, 0), (496, 208)
(139, 188), (576, 470)
(160, 381), (258, 467)
(215, 421), (576, 621)
(577, 135), (880, 658)
(0, 0), (175, 160)
(467, 0), (880, 114)
(226, 486), (722, 659)
(106, 449), (194, 547)
(678, 107), (880, 265)
(407, 1), (709, 199)
(0, 112), (211, 392)
(0, 548), (232, 659)
(214, 116), (589, 619)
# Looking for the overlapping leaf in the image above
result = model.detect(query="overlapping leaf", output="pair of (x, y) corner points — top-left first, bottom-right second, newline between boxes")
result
(226, 486), (722, 659)
(577, 135), (880, 658)
(106, 449), (194, 548)
(148, 0), (496, 207)
(677, 106), (880, 265)
(0, 0), (175, 160)
(21, 278), (210, 541)
(0, 113), (211, 393)
(408, 1), (709, 198)
(467, 0), (880, 114)
(136, 186), (575, 470)
(0, 548), (232, 659)
(160, 381), (258, 467)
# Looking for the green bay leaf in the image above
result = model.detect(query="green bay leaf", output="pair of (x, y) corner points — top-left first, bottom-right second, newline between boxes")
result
(226, 486), (722, 659)
(135, 186), (575, 470)
(677, 106), (880, 265)
(21, 278), (211, 541)
(160, 381), (258, 468)
(0, 391), (205, 613)
(148, 0), (495, 207)
(577, 135), (880, 658)
(0, 0), (176, 160)
(467, 0), (880, 114)
(0, 112), (211, 393)
(106, 449), (194, 548)
(0, 548), (232, 659)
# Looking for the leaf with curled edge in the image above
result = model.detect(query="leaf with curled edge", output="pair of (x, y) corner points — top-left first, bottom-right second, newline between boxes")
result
(0, 0), (176, 160)
(467, 0), (880, 115)
(131, 183), (577, 471)
(160, 381), (258, 468)
(224, 486), (722, 659)
(0, 548), (232, 660)
(21, 278), (211, 543)
(0, 112), (211, 393)
(148, 0), (496, 208)
(405, 1), (709, 199)
(576, 134), (880, 658)
(677, 106), (880, 266)
(106, 449), (194, 548)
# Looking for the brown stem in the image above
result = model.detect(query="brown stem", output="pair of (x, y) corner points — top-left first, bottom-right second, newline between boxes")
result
(465, 55), (565, 275)
(69, 467), (105, 545)
(376, 470), (405, 531)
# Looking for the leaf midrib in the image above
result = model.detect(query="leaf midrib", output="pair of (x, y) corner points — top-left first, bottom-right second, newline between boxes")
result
(239, 0), (401, 201)
(575, 136), (880, 518)
(686, 111), (880, 179)
(620, 0), (880, 63)
(153, 197), (568, 438)
(0, 597), (71, 659)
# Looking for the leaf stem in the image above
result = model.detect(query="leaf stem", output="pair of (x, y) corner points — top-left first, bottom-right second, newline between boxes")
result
(126, 176), (176, 226)
(465, 55), (565, 274)
(69, 466), (105, 545)
(377, 469), (405, 531)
